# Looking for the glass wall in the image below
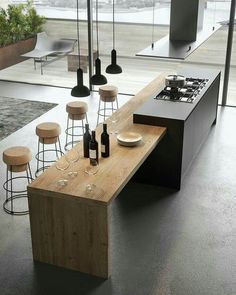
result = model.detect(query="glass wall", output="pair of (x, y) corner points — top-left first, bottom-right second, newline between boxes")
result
(2, 1), (235, 105)
(20, 0), (230, 25)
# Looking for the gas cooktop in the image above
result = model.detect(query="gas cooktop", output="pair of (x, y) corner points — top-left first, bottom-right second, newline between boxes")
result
(155, 77), (209, 103)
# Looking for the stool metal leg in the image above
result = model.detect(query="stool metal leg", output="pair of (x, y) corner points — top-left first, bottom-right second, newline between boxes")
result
(104, 101), (106, 123)
(3, 163), (33, 215)
(36, 139), (40, 173)
(81, 119), (85, 135)
(5, 166), (8, 203)
(97, 96), (119, 127)
(72, 115), (75, 148)
(65, 115), (87, 150)
(42, 139), (45, 172)
(36, 136), (63, 177)
(56, 137), (63, 159)
(65, 115), (70, 149)
(26, 163), (33, 184)
(97, 98), (102, 126)
(116, 95), (119, 109)
(4, 167), (10, 214)
(10, 169), (13, 213)
(58, 137), (63, 156)
(55, 143), (59, 159)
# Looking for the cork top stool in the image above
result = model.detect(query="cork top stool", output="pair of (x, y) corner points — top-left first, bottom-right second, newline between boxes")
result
(35, 122), (63, 177)
(2, 146), (33, 215)
(99, 85), (118, 102)
(36, 122), (61, 144)
(65, 101), (88, 150)
(97, 85), (119, 126)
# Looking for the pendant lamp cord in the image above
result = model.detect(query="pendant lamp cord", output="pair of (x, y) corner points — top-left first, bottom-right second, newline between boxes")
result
(112, 0), (115, 49)
(76, 0), (81, 68)
(96, 0), (99, 55)
(213, 0), (216, 30)
(151, 0), (155, 49)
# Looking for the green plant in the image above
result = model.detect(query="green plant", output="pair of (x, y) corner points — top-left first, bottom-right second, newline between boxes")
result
(0, 0), (46, 47)
(0, 8), (11, 46)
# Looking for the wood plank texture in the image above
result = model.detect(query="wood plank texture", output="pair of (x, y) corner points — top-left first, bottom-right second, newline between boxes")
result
(27, 73), (167, 277)
(28, 73), (167, 206)
(28, 191), (110, 278)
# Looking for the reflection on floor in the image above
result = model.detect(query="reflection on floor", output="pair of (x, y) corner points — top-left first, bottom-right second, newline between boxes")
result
(0, 81), (236, 295)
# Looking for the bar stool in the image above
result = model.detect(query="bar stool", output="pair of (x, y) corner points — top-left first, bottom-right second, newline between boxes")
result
(2, 146), (33, 215)
(97, 85), (119, 126)
(35, 122), (63, 177)
(65, 101), (88, 151)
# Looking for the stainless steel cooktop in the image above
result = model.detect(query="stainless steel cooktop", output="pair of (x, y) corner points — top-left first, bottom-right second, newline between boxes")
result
(155, 77), (209, 103)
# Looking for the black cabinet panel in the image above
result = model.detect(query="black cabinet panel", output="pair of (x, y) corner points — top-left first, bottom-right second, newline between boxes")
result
(133, 68), (221, 190)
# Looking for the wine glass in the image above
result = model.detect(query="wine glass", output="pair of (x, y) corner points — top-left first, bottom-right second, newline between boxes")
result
(84, 160), (105, 197)
(84, 159), (99, 193)
(65, 148), (80, 177)
(107, 113), (119, 134)
(55, 157), (70, 186)
(84, 159), (99, 175)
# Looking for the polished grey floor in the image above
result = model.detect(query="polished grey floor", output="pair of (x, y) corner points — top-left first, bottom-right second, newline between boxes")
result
(0, 81), (236, 295)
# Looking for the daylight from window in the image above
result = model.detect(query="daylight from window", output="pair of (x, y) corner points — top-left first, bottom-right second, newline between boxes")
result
(10, 0), (232, 25)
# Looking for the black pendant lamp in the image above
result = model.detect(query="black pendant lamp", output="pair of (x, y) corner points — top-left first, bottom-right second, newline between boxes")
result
(106, 0), (122, 74)
(90, 0), (107, 85)
(71, 0), (90, 97)
(151, 0), (155, 50)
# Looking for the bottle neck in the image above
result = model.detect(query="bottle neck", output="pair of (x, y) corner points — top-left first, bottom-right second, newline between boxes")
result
(85, 123), (89, 132)
(103, 123), (107, 133)
(91, 130), (96, 141)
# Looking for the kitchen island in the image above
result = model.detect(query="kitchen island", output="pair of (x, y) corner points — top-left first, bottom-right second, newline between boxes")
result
(134, 68), (221, 189)
(27, 74), (167, 278)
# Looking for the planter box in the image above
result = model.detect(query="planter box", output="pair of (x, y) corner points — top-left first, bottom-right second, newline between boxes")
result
(0, 37), (36, 70)
(67, 49), (98, 73)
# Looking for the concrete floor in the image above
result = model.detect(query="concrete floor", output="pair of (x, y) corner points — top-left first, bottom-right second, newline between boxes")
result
(0, 81), (236, 295)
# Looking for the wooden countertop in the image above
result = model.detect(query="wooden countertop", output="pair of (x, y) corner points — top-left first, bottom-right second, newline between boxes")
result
(28, 74), (167, 206)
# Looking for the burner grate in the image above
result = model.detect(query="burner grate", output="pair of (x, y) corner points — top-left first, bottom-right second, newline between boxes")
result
(155, 77), (209, 103)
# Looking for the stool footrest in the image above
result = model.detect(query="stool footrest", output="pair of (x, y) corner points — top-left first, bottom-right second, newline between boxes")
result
(3, 194), (29, 215)
(3, 176), (34, 194)
(35, 149), (63, 163)
(65, 126), (85, 137)
(64, 140), (81, 151)
(35, 166), (51, 178)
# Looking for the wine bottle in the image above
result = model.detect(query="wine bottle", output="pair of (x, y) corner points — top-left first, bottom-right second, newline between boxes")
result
(83, 124), (91, 158)
(89, 130), (99, 165)
(101, 123), (110, 158)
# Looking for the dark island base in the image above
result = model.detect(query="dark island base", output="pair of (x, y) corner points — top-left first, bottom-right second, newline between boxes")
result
(133, 68), (221, 190)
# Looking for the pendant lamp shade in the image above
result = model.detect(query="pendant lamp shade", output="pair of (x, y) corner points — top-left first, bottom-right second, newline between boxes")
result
(71, 0), (90, 97)
(106, 49), (122, 74)
(91, 58), (107, 85)
(90, 0), (107, 85)
(71, 68), (90, 97)
(106, 0), (122, 74)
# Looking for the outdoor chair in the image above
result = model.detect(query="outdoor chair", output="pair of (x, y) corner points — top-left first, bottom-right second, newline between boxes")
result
(21, 32), (77, 75)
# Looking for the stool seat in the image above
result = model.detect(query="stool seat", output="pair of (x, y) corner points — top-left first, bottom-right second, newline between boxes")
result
(65, 101), (88, 150)
(3, 146), (32, 166)
(35, 122), (63, 176)
(97, 85), (119, 125)
(66, 101), (88, 115)
(36, 122), (61, 138)
(99, 85), (118, 102)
